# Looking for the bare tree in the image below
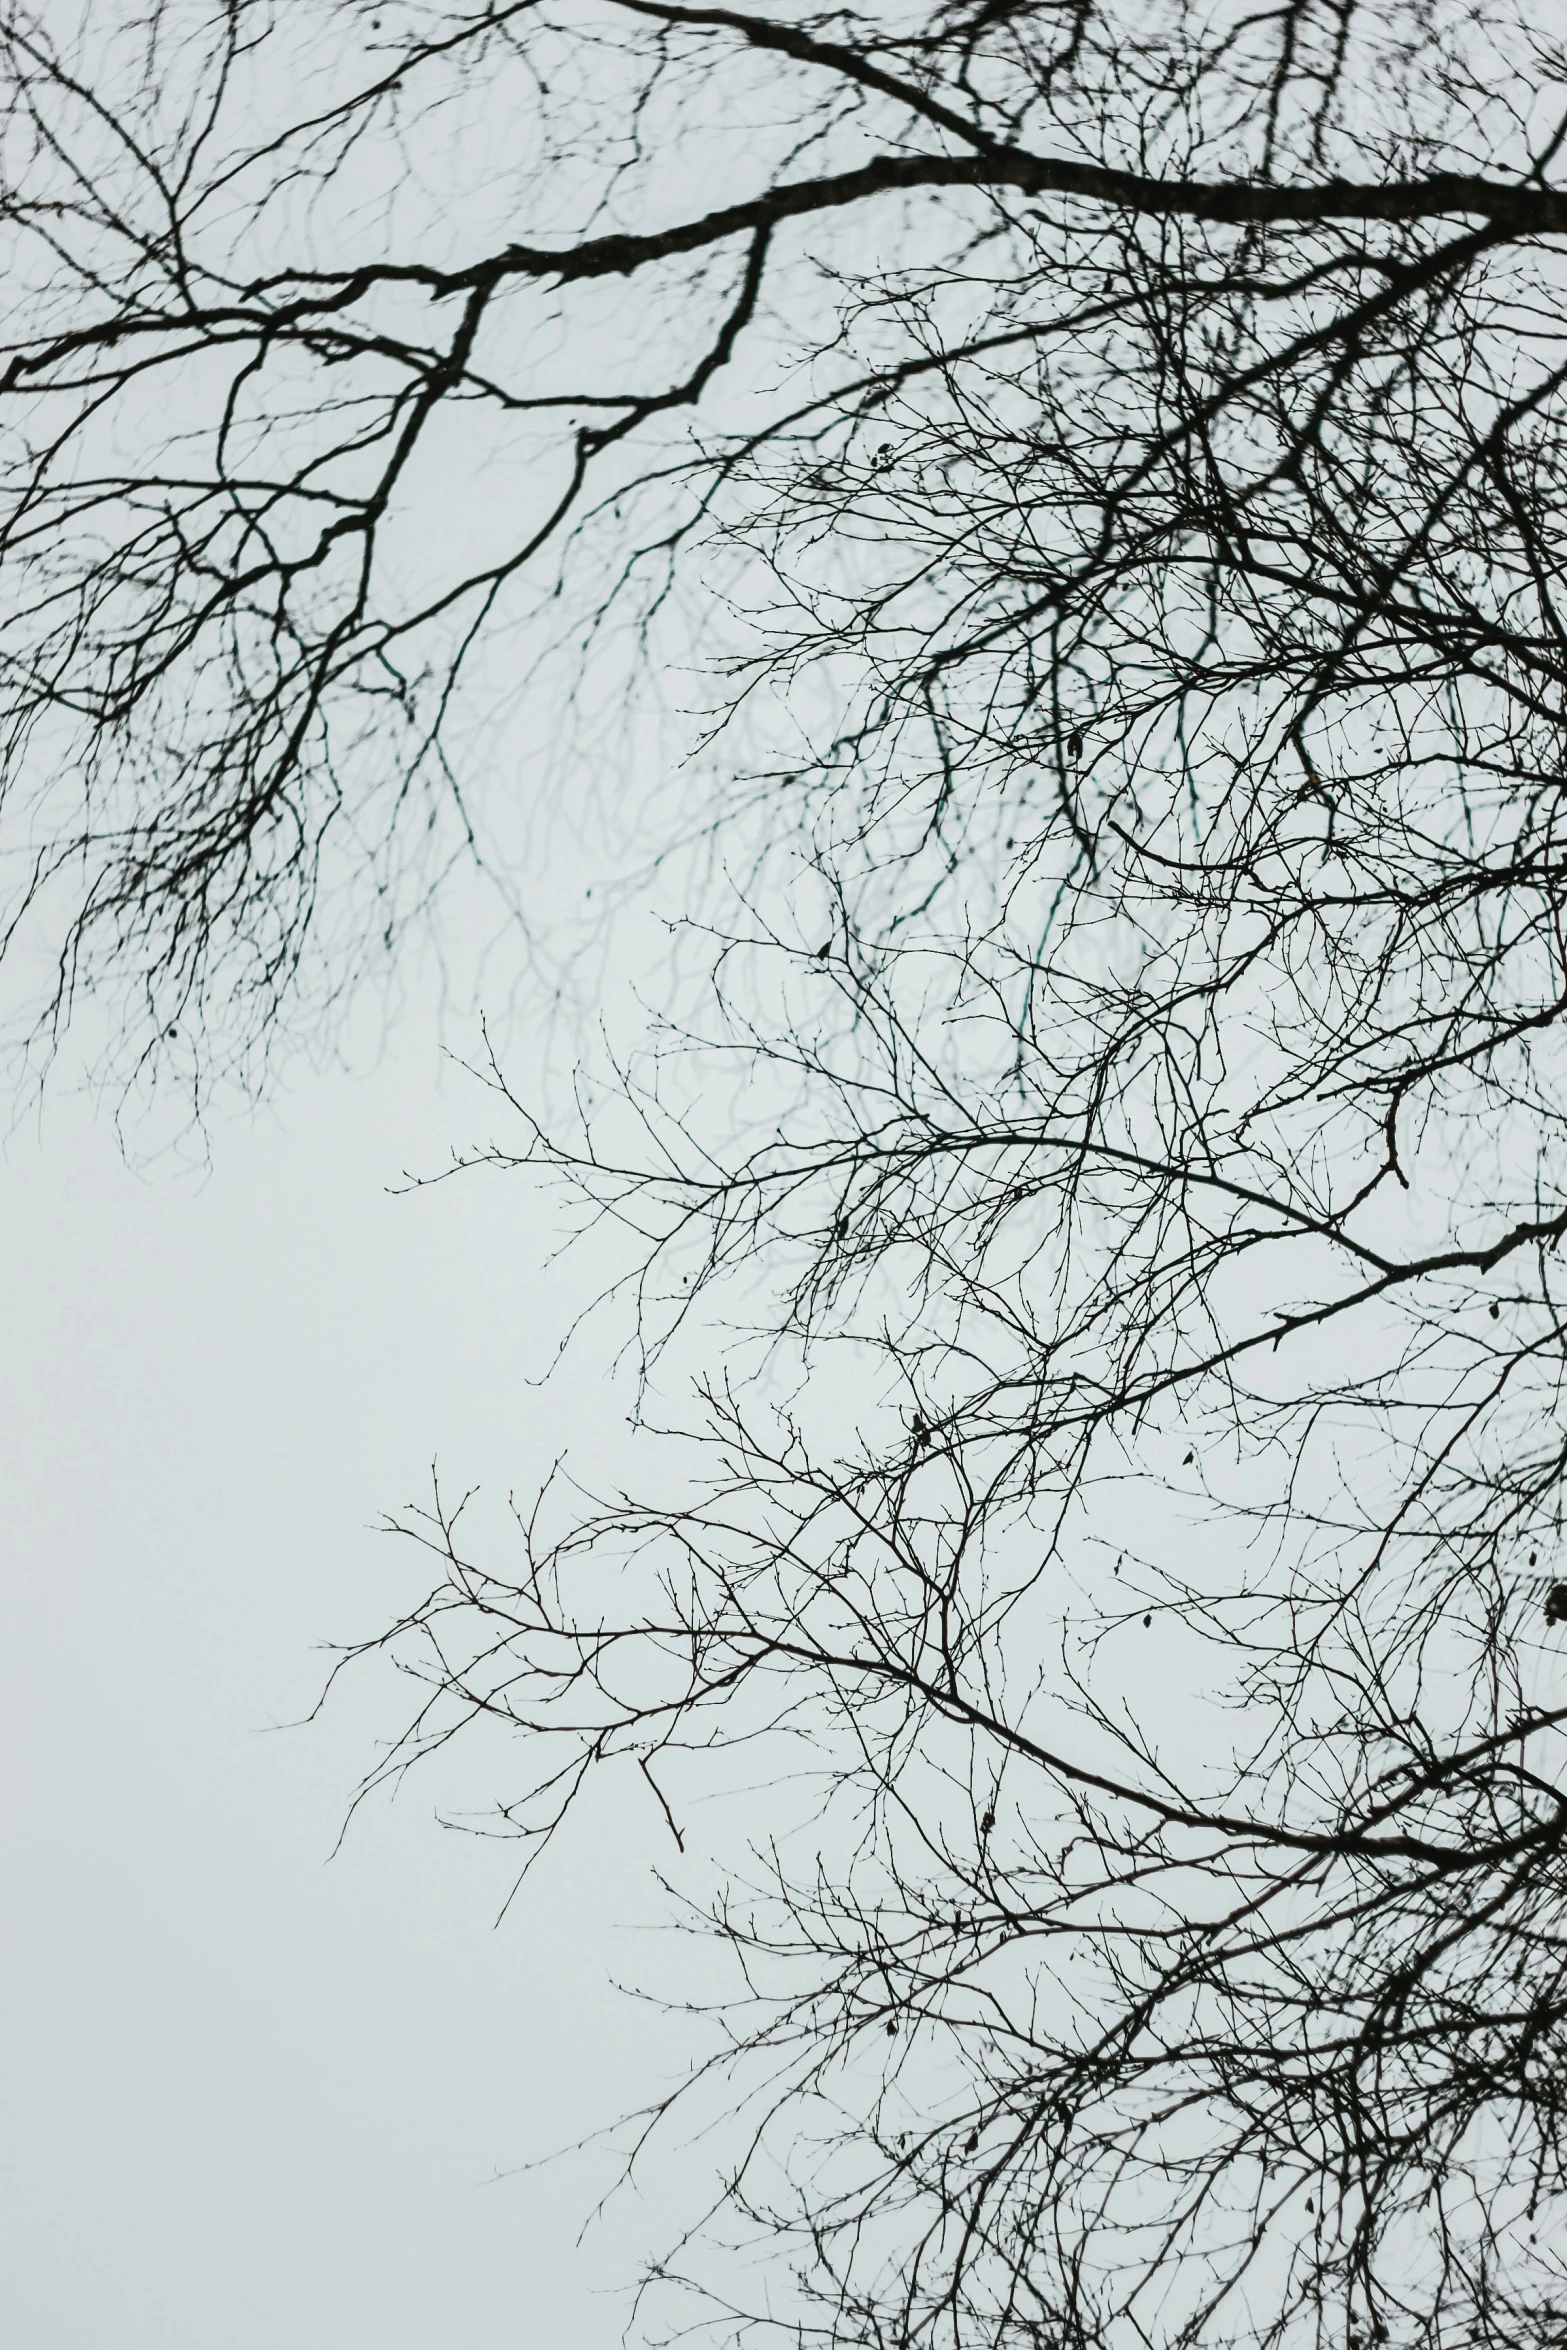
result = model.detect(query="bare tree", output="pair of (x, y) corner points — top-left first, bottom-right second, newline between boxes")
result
(11, 4), (1567, 2346)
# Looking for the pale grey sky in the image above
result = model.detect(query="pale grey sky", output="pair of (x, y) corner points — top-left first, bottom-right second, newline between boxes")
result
(0, 1018), (683, 2348)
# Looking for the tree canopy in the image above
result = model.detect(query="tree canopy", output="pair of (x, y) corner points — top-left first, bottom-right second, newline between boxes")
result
(9, 6), (1567, 2348)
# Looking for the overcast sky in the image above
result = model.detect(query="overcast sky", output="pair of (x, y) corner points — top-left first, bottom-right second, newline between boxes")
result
(0, 1001), (691, 2348)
